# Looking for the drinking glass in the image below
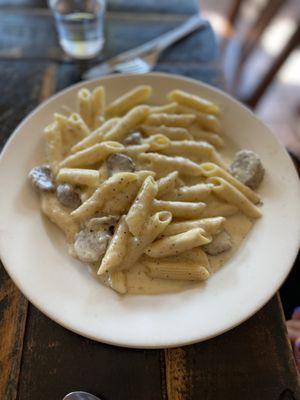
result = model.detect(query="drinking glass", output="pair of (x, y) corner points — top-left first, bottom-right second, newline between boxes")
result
(49, 0), (106, 59)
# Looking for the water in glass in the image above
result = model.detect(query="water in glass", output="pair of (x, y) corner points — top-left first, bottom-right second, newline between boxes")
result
(49, 0), (105, 59)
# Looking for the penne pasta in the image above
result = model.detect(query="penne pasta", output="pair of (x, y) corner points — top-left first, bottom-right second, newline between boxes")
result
(121, 144), (150, 158)
(141, 124), (193, 140)
(31, 84), (264, 295)
(44, 122), (62, 173)
(59, 141), (124, 168)
(91, 86), (105, 129)
(145, 112), (195, 127)
(106, 85), (152, 118)
(152, 199), (206, 219)
(41, 193), (80, 242)
(200, 162), (260, 204)
(56, 168), (99, 187)
(142, 134), (170, 152)
(190, 128), (224, 147)
(149, 102), (178, 114)
(145, 259), (210, 281)
(139, 152), (202, 176)
(159, 140), (216, 162)
(77, 88), (93, 127)
(104, 105), (150, 141)
(164, 183), (212, 202)
(108, 271), (127, 294)
(157, 171), (179, 197)
(168, 89), (220, 115)
(144, 227), (211, 258)
(71, 118), (120, 153)
(161, 216), (225, 237)
(98, 216), (130, 274)
(126, 176), (158, 236)
(175, 104), (221, 133)
(122, 211), (172, 270)
(71, 172), (137, 220)
(101, 170), (156, 215)
(208, 177), (262, 218)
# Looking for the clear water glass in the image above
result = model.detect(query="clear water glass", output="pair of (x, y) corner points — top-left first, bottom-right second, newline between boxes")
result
(49, 0), (106, 59)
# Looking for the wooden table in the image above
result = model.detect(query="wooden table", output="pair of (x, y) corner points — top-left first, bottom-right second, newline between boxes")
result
(0, 1), (299, 399)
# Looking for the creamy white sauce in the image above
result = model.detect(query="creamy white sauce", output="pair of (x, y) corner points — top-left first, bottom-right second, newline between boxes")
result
(119, 212), (253, 295)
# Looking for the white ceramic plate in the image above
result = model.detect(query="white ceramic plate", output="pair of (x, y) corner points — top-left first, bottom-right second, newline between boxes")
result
(1, 73), (300, 348)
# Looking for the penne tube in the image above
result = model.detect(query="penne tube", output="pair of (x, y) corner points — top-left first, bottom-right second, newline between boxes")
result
(159, 140), (214, 162)
(201, 203), (238, 218)
(121, 144), (150, 158)
(191, 129), (224, 147)
(104, 105), (150, 141)
(108, 271), (127, 294)
(141, 124), (193, 140)
(59, 141), (124, 168)
(56, 168), (99, 187)
(68, 113), (90, 138)
(168, 89), (220, 115)
(91, 86), (105, 129)
(175, 104), (221, 133)
(139, 152), (202, 176)
(122, 211), (172, 270)
(149, 102), (178, 114)
(145, 260), (210, 281)
(54, 113), (90, 151)
(77, 88), (93, 127)
(44, 122), (62, 173)
(157, 171), (179, 197)
(200, 162), (260, 204)
(164, 183), (212, 202)
(101, 170), (156, 215)
(208, 177), (262, 218)
(144, 227), (211, 258)
(98, 216), (130, 275)
(160, 140), (227, 169)
(153, 199), (206, 219)
(41, 193), (80, 242)
(161, 216), (225, 237)
(71, 118), (120, 153)
(142, 134), (170, 151)
(126, 176), (158, 236)
(145, 112), (195, 127)
(106, 85), (152, 118)
(71, 172), (137, 220)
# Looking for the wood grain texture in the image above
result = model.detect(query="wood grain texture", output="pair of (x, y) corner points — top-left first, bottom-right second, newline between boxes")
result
(0, 266), (27, 400)
(0, 12), (214, 64)
(165, 347), (190, 399)
(0, 61), (57, 400)
(165, 295), (300, 400)
(17, 306), (166, 400)
(0, 0), (199, 14)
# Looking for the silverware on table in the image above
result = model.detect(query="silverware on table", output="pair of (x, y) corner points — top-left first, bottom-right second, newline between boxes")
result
(63, 391), (101, 400)
(83, 14), (208, 79)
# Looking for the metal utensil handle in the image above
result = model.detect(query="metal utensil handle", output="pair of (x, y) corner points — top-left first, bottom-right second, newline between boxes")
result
(154, 14), (208, 52)
(114, 15), (207, 63)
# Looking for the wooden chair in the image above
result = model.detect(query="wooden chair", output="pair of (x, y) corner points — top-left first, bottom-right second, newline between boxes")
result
(222, 0), (300, 109)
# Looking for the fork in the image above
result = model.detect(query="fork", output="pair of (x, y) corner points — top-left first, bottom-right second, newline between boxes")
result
(83, 15), (208, 79)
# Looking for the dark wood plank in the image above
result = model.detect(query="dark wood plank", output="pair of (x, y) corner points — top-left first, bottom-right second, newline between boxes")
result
(0, 0), (199, 14)
(165, 295), (300, 400)
(106, 0), (199, 15)
(0, 61), (58, 400)
(0, 265), (27, 400)
(0, 12), (213, 64)
(243, 21), (300, 108)
(17, 305), (166, 400)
